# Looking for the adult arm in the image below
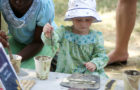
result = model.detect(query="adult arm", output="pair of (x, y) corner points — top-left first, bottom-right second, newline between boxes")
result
(18, 26), (43, 61)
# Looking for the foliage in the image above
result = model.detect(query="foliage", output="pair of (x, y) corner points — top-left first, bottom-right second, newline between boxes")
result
(96, 0), (117, 13)
(53, 0), (140, 26)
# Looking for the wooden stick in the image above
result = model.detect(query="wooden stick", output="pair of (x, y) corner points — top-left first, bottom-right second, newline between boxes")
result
(7, 43), (13, 60)
(48, 20), (54, 52)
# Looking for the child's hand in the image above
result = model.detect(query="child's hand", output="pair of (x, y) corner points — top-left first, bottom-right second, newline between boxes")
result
(43, 23), (53, 38)
(84, 62), (96, 72)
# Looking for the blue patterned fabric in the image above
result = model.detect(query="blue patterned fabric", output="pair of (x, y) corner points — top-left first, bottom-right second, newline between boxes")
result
(64, 30), (95, 45)
(41, 26), (109, 78)
(0, 0), (57, 69)
(0, 0), (57, 44)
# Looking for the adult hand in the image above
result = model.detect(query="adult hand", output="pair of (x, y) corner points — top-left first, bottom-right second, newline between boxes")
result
(43, 23), (53, 38)
(84, 62), (96, 72)
(0, 31), (8, 47)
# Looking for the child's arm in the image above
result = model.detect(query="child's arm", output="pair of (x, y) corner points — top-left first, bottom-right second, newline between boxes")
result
(41, 24), (64, 45)
(89, 32), (109, 71)
(41, 23), (58, 52)
(84, 62), (96, 72)
(41, 24), (58, 58)
(41, 24), (65, 52)
(43, 23), (53, 38)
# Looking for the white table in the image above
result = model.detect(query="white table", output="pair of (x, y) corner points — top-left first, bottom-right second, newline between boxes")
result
(18, 69), (124, 90)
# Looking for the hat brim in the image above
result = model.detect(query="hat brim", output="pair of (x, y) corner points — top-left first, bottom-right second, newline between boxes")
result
(64, 9), (102, 23)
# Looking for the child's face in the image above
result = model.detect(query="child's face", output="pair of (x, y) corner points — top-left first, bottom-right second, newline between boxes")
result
(72, 17), (94, 33)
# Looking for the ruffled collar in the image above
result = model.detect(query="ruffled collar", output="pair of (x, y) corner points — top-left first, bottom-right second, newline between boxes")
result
(1, 0), (40, 28)
(64, 28), (96, 45)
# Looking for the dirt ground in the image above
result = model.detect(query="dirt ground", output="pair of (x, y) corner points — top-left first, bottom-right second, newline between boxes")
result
(102, 13), (140, 80)
(88, 11), (140, 80)
(104, 31), (140, 80)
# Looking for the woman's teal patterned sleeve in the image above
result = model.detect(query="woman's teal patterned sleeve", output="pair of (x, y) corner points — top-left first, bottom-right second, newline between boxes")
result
(90, 32), (109, 70)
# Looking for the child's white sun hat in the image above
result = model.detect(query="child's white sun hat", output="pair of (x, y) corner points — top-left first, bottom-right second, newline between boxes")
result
(64, 0), (101, 23)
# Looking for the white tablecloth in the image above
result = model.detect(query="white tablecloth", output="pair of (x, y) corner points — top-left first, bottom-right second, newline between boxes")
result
(18, 69), (124, 90)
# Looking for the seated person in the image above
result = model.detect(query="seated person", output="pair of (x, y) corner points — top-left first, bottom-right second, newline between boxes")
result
(41, 0), (109, 78)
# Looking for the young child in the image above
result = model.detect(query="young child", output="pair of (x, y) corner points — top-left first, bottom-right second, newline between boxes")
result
(41, 0), (109, 77)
